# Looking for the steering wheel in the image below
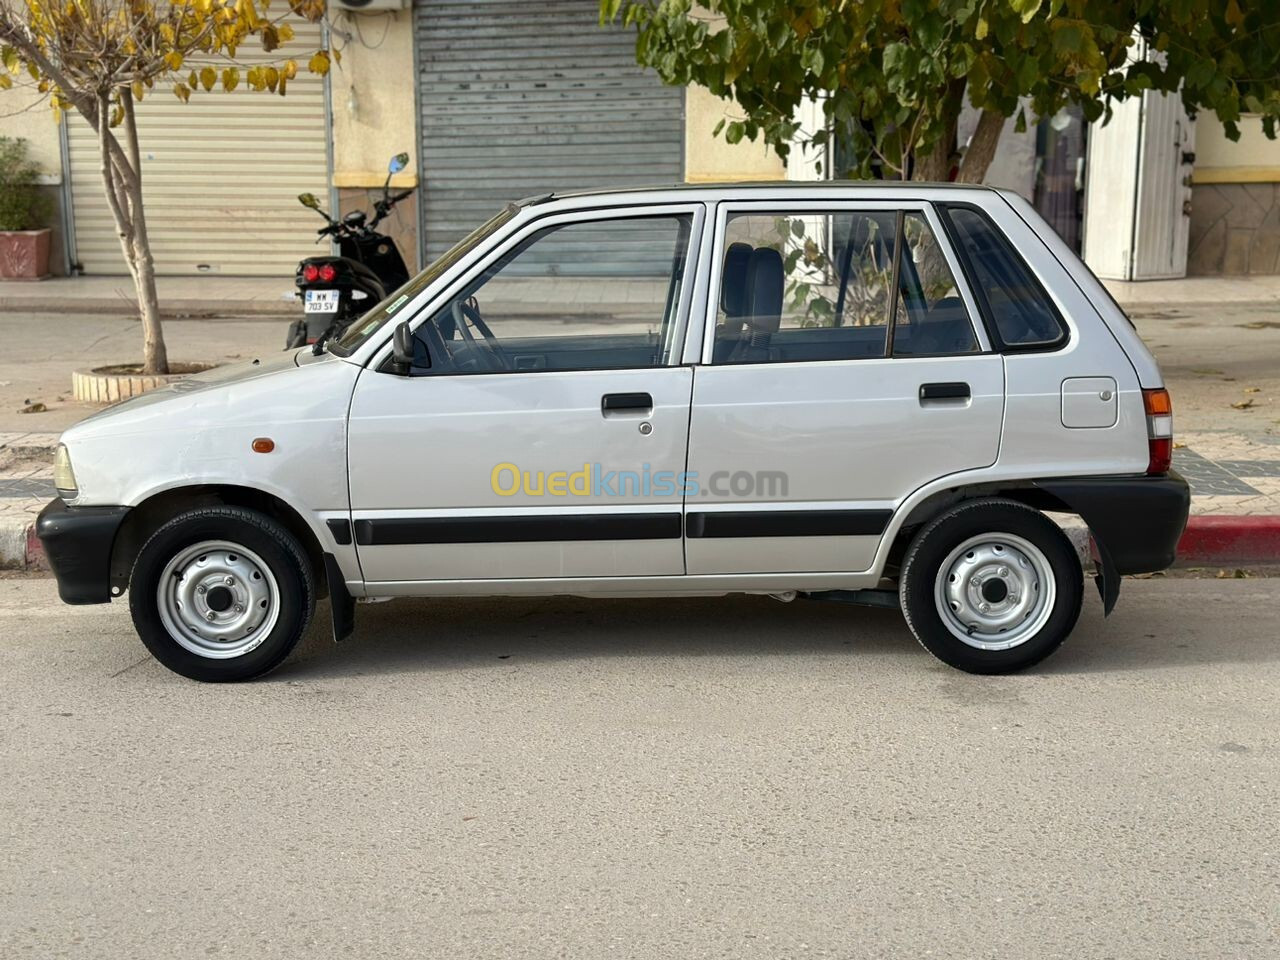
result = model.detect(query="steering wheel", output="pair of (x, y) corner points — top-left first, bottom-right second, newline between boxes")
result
(450, 297), (509, 371)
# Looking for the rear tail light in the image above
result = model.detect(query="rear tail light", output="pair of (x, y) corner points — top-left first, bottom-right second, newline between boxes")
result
(1143, 388), (1173, 475)
(318, 263), (337, 282)
(302, 263), (320, 283)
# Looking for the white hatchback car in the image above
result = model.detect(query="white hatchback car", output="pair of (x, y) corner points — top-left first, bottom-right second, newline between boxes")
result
(38, 184), (1189, 681)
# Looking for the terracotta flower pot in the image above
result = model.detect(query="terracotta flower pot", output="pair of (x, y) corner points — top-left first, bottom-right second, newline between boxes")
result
(0, 228), (51, 280)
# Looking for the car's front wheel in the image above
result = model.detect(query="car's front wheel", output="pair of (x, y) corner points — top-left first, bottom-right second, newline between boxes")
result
(899, 499), (1083, 674)
(129, 506), (315, 682)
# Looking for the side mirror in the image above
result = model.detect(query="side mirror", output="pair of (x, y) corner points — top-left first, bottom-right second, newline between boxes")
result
(389, 320), (414, 375)
(298, 192), (322, 210)
(388, 152), (409, 175)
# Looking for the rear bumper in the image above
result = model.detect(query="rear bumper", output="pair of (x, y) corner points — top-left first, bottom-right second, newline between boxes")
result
(1036, 471), (1191, 574)
(1034, 471), (1192, 576)
(1035, 470), (1190, 616)
(35, 499), (130, 605)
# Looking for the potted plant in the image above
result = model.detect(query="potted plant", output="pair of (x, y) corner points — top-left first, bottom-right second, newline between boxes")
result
(0, 137), (52, 280)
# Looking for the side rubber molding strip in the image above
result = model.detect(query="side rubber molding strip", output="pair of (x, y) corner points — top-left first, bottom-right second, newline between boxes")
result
(686, 509), (891, 539)
(36, 499), (131, 605)
(353, 512), (683, 546)
(1034, 470), (1190, 615)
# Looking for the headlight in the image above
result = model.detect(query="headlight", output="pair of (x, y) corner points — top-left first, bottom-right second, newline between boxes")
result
(53, 444), (78, 500)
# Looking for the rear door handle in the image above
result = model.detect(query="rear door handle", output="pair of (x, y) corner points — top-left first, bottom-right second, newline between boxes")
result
(602, 392), (653, 414)
(919, 382), (971, 402)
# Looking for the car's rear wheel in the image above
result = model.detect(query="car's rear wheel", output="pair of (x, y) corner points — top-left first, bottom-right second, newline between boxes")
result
(129, 506), (315, 682)
(900, 499), (1083, 673)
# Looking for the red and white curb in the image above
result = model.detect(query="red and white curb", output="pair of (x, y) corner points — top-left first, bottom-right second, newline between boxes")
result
(0, 518), (47, 571)
(1064, 516), (1280, 570)
(1175, 515), (1280, 566)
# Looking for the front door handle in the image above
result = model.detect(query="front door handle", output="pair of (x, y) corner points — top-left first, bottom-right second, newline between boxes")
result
(602, 392), (653, 414)
(919, 382), (970, 402)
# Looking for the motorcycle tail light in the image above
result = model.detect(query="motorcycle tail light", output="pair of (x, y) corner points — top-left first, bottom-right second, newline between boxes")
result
(318, 263), (337, 282)
(302, 263), (320, 283)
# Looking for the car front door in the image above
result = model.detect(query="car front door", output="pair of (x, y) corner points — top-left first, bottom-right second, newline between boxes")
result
(683, 202), (1005, 575)
(347, 205), (702, 584)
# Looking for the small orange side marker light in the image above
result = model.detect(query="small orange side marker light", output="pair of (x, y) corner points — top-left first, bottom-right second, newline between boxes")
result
(252, 438), (275, 454)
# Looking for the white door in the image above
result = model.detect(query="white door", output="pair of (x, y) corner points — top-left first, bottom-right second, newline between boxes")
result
(347, 208), (700, 584)
(684, 204), (1005, 575)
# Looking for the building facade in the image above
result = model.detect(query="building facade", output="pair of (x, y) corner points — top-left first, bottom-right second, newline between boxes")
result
(0, 1), (1272, 281)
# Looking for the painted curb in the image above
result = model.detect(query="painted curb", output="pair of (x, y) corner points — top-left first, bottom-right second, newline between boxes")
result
(0, 518), (45, 571)
(1176, 515), (1280, 566)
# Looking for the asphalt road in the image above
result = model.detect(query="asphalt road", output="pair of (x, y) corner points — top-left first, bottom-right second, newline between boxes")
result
(2, 577), (1277, 958)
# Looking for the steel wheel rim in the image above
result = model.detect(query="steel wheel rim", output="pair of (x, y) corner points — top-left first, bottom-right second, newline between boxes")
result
(156, 540), (280, 659)
(933, 532), (1056, 651)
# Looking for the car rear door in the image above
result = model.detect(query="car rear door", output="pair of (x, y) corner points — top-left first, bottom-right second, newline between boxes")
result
(683, 201), (1005, 575)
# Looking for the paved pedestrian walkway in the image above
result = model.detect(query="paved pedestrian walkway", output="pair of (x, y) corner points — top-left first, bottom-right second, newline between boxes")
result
(0, 275), (299, 317)
(6, 271), (1280, 318)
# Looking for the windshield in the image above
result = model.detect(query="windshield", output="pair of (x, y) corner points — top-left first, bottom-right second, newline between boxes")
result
(328, 204), (519, 356)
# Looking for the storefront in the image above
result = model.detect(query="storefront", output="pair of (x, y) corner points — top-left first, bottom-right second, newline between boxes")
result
(63, 19), (329, 277)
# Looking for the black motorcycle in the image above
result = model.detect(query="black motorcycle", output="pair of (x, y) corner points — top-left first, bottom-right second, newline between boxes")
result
(288, 152), (414, 350)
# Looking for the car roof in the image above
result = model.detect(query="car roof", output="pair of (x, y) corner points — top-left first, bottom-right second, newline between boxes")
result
(517, 180), (1002, 207)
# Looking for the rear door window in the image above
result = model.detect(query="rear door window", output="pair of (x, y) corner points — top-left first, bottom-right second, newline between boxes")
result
(711, 209), (978, 364)
(940, 205), (1066, 349)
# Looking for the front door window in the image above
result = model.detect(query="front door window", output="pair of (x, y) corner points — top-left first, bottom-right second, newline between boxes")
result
(406, 214), (693, 374)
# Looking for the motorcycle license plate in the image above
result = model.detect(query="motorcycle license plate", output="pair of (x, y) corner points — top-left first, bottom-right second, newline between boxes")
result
(304, 290), (340, 314)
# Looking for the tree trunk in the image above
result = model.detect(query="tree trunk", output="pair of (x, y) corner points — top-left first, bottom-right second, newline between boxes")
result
(910, 80), (965, 183)
(120, 95), (168, 375)
(912, 134), (954, 182)
(956, 107), (1006, 185)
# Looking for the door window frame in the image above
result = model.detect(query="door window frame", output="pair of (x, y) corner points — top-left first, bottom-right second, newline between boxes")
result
(366, 202), (707, 376)
(693, 199), (994, 366)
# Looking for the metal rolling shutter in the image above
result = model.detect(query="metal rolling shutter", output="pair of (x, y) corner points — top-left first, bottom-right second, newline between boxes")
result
(415, 0), (684, 265)
(66, 21), (328, 277)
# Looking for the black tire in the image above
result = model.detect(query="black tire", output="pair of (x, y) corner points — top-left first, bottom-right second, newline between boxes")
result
(899, 498), (1083, 674)
(129, 506), (315, 682)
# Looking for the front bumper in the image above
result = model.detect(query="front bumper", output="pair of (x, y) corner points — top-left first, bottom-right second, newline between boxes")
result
(36, 499), (130, 605)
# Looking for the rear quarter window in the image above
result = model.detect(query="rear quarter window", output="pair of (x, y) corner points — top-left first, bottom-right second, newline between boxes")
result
(941, 205), (1067, 349)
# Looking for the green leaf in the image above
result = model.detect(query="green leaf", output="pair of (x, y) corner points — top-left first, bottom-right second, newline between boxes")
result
(1010, 0), (1043, 23)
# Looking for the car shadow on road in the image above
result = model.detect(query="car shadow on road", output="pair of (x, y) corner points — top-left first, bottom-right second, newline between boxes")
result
(269, 581), (1280, 681)
(276, 593), (915, 681)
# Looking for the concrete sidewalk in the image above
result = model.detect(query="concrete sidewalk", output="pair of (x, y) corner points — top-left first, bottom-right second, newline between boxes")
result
(6, 272), (1280, 319)
(0, 275), (300, 318)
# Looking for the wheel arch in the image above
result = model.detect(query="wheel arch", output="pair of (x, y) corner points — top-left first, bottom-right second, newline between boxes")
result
(878, 479), (1136, 614)
(109, 484), (328, 599)
(881, 481), (1077, 576)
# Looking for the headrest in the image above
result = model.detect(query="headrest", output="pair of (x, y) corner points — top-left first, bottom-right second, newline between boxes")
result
(744, 247), (784, 334)
(720, 242), (753, 316)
